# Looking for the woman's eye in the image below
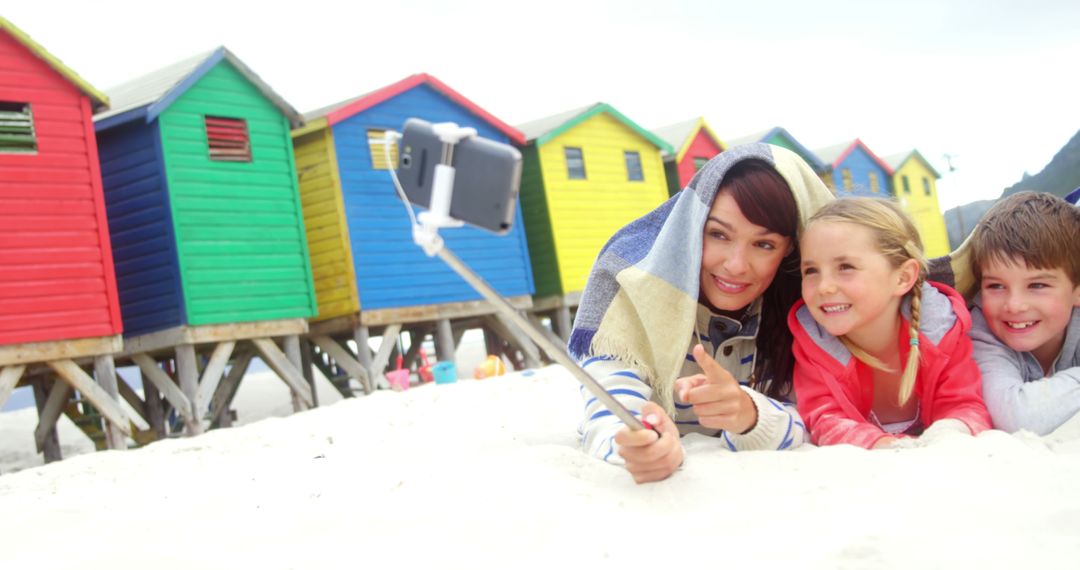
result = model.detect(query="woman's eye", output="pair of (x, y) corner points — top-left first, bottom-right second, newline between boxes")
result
(707, 230), (727, 240)
(755, 241), (776, 250)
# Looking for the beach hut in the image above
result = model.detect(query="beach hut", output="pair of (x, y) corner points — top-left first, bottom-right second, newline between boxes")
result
(726, 126), (826, 173)
(516, 103), (672, 338)
(814, 139), (894, 198)
(0, 17), (144, 459)
(885, 150), (949, 257)
(291, 74), (537, 389)
(652, 117), (726, 196)
(93, 47), (317, 435)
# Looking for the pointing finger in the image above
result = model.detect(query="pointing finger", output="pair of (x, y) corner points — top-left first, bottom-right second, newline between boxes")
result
(692, 344), (738, 387)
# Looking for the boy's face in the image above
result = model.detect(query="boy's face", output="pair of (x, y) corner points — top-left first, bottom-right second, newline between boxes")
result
(980, 256), (1080, 369)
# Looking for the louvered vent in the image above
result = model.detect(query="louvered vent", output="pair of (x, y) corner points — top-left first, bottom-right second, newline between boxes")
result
(205, 116), (252, 162)
(0, 102), (36, 153)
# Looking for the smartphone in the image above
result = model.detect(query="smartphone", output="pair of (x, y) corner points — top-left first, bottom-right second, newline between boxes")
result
(397, 118), (522, 235)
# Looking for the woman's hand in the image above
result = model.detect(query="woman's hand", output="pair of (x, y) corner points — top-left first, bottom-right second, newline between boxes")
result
(614, 402), (684, 484)
(674, 344), (758, 434)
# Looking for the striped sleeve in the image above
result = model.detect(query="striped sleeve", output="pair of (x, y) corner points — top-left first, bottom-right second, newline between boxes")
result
(721, 388), (808, 451)
(578, 356), (653, 465)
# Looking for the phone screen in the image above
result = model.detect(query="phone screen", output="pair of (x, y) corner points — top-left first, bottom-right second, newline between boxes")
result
(397, 119), (522, 235)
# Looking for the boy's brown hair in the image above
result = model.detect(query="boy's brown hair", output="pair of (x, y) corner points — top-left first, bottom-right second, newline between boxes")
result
(970, 191), (1080, 286)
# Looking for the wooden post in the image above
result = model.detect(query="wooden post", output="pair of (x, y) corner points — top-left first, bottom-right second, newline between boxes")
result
(251, 338), (313, 408)
(93, 355), (127, 451)
(311, 336), (371, 395)
(143, 378), (166, 439)
(434, 318), (455, 362)
(34, 377), (71, 459)
(210, 351), (254, 428)
(32, 376), (62, 463)
(483, 314), (541, 368)
(554, 306), (573, 342)
(299, 337), (318, 408)
(193, 341), (236, 420)
(175, 344), (203, 435)
(0, 365), (26, 411)
(48, 360), (145, 434)
(132, 353), (194, 430)
(283, 335), (307, 412)
(353, 325), (375, 394)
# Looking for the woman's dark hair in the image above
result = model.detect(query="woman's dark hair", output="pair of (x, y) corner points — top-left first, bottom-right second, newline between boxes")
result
(717, 159), (800, 399)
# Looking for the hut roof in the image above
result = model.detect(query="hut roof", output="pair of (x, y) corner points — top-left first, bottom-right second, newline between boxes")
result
(814, 139), (893, 174)
(0, 16), (109, 111)
(516, 102), (672, 153)
(883, 149), (942, 179)
(93, 47), (302, 131)
(651, 117), (726, 162)
(727, 126), (825, 171)
(300, 73), (524, 145)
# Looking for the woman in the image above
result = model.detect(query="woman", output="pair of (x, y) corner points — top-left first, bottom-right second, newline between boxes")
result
(570, 144), (834, 483)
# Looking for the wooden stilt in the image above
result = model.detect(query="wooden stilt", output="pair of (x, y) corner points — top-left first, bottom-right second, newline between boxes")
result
(210, 351), (253, 428)
(132, 353), (194, 430)
(251, 338), (313, 409)
(483, 315), (541, 368)
(174, 345), (203, 435)
(93, 355), (127, 451)
(554, 306), (573, 342)
(143, 378), (166, 439)
(369, 324), (402, 390)
(193, 341), (236, 420)
(434, 319), (455, 362)
(48, 359), (145, 435)
(35, 379), (71, 456)
(114, 371), (148, 424)
(0, 365), (26, 411)
(32, 377), (61, 463)
(299, 337), (318, 408)
(283, 335), (306, 412)
(311, 335), (371, 395)
(353, 325), (375, 394)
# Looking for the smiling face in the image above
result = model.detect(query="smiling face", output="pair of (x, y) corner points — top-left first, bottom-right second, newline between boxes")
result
(699, 191), (792, 313)
(799, 220), (918, 350)
(979, 256), (1080, 371)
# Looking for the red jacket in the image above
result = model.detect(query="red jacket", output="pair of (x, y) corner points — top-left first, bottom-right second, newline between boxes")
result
(789, 281), (992, 449)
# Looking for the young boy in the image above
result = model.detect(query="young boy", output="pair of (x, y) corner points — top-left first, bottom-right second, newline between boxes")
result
(969, 191), (1080, 435)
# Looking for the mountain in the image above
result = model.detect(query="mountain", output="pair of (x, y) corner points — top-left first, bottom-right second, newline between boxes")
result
(1001, 128), (1080, 199)
(944, 128), (1080, 249)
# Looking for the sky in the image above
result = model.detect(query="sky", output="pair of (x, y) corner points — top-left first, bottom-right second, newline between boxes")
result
(6, 0), (1080, 210)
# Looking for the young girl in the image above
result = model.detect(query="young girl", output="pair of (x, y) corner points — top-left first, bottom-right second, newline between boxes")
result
(788, 198), (991, 449)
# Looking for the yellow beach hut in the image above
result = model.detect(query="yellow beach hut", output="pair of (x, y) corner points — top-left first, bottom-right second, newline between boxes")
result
(516, 103), (672, 338)
(884, 150), (949, 257)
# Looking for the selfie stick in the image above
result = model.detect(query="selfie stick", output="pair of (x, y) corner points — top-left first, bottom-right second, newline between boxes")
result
(402, 123), (653, 433)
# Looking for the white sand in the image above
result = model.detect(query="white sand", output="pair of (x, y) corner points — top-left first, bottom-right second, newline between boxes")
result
(1, 365), (1080, 569)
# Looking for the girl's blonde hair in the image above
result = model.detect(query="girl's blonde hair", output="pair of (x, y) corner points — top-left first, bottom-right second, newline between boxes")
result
(807, 198), (928, 404)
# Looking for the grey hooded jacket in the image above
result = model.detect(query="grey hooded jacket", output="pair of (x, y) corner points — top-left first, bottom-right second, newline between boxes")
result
(970, 295), (1080, 435)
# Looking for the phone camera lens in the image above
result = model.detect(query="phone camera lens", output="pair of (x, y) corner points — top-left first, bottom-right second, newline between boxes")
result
(402, 154), (412, 167)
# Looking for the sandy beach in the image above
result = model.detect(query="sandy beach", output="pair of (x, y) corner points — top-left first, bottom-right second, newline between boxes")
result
(2, 364), (1080, 569)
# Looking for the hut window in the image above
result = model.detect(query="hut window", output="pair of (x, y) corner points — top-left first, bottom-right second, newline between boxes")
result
(624, 151), (644, 181)
(0, 102), (36, 153)
(922, 177), (932, 196)
(841, 168), (853, 191)
(868, 171), (880, 193)
(368, 129), (399, 170)
(902, 175), (911, 194)
(693, 156), (709, 171)
(205, 116), (252, 162)
(565, 147), (586, 180)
